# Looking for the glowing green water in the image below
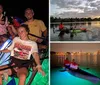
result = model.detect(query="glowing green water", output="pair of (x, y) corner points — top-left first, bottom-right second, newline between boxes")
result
(51, 66), (100, 85)
(3, 59), (49, 85)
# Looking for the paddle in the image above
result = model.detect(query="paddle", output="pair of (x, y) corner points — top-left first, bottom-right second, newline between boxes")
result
(86, 67), (90, 69)
(28, 33), (46, 40)
(59, 66), (67, 72)
(28, 33), (48, 46)
(59, 69), (66, 72)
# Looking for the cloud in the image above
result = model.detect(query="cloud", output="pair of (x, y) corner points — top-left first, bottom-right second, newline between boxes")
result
(50, 0), (100, 18)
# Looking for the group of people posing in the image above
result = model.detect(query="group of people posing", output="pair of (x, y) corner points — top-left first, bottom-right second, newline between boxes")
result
(0, 4), (47, 85)
(0, 5), (47, 49)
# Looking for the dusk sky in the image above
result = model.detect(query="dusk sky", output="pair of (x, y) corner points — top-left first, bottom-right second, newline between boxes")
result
(51, 43), (100, 52)
(50, 0), (100, 18)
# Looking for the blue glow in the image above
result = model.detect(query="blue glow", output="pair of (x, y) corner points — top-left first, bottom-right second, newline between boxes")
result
(51, 68), (100, 85)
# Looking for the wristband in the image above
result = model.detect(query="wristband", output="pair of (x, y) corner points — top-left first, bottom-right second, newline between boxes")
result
(36, 65), (42, 68)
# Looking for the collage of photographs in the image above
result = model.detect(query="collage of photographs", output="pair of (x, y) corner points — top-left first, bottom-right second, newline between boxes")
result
(0, 0), (100, 85)
(50, 0), (100, 85)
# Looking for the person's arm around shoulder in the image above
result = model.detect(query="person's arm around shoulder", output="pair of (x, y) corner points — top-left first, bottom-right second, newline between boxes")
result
(7, 24), (18, 35)
(0, 49), (10, 53)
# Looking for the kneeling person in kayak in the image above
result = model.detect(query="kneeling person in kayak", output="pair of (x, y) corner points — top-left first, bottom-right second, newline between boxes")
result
(63, 58), (70, 70)
(0, 24), (45, 85)
(70, 59), (79, 70)
(59, 21), (64, 31)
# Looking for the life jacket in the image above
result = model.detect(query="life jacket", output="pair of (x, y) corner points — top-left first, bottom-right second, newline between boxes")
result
(71, 62), (78, 65)
(70, 62), (78, 69)
(64, 60), (70, 66)
(59, 24), (64, 30)
(80, 28), (86, 31)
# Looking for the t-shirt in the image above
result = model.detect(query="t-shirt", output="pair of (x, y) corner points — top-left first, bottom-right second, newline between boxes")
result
(80, 28), (86, 31)
(25, 19), (47, 41)
(8, 37), (38, 60)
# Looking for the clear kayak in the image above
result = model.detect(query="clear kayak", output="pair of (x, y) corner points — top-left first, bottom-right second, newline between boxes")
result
(0, 39), (49, 85)
(3, 59), (49, 85)
(67, 67), (100, 84)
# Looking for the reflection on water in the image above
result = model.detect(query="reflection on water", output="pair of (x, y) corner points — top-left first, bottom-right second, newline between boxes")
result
(50, 21), (100, 41)
(51, 51), (100, 85)
(51, 51), (100, 67)
(51, 21), (100, 28)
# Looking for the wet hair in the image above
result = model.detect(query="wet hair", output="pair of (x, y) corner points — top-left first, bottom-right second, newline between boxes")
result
(66, 58), (68, 60)
(19, 24), (30, 33)
(72, 59), (75, 61)
(25, 8), (34, 14)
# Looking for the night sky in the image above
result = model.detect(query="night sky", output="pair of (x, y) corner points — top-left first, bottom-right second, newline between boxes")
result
(0, 0), (49, 28)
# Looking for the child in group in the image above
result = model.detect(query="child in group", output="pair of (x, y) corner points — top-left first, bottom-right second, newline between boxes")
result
(70, 59), (79, 70)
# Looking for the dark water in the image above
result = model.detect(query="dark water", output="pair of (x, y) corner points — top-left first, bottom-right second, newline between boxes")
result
(51, 53), (100, 67)
(50, 21), (100, 41)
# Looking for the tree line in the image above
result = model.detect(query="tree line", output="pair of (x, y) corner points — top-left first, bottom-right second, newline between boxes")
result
(51, 16), (100, 22)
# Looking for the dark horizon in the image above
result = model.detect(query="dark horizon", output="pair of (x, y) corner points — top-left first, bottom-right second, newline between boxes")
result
(51, 16), (100, 22)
